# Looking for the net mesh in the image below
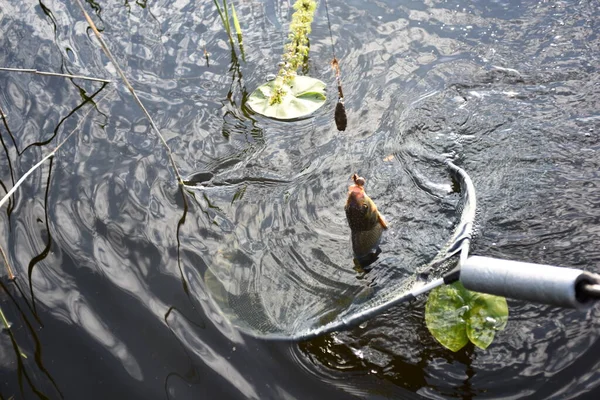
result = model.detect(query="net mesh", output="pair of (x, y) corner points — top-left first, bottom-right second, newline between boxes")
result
(198, 161), (476, 340)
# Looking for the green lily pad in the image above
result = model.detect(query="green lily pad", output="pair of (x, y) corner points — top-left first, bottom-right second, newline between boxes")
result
(425, 282), (470, 352)
(425, 282), (508, 351)
(465, 291), (509, 349)
(247, 76), (326, 120)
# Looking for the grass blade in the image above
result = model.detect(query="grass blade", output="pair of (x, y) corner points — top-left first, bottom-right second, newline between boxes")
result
(230, 3), (245, 61)
(212, 0), (236, 56)
(212, 0), (227, 30)
(221, 0), (232, 35)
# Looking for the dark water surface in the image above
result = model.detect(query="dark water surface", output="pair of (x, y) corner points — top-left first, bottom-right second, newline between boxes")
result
(1, 0), (600, 398)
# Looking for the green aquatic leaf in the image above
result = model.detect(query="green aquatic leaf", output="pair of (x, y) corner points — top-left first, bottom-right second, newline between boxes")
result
(247, 76), (326, 120)
(425, 282), (470, 352)
(466, 291), (508, 349)
(425, 282), (508, 351)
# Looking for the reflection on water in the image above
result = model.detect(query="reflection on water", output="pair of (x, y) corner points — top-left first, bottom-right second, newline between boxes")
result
(1, 0), (600, 399)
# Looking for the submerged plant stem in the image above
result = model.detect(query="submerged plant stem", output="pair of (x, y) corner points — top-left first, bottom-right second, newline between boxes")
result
(74, 0), (184, 185)
(0, 245), (14, 280)
(0, 89), (114, 211)
(0, 67), (111, 83)
(0, 306), (11, 331)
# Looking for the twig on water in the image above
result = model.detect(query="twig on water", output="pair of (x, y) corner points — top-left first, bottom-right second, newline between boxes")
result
(0, 88), (114, 211)
(0, 67), (111, 83)
(73, 0), (184, 185)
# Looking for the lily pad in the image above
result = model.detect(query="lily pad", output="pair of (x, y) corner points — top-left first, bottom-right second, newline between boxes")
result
(425, 282), (508, 352)
(425, 282), (470, 352)
(465, 291), (509, 349)
(247, 76), (326, 120)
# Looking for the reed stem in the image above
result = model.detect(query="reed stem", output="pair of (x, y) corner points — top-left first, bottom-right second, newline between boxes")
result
(0, 306), (11, 331)
(0, 245), (14, 280)
(73, 0), (184, 185)
(0, 67), (111, 83)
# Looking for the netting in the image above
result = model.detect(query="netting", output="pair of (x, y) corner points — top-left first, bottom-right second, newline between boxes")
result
(198, 161), (475, 340)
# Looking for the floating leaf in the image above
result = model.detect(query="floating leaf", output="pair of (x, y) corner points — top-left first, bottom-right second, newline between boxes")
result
(247, 76), (326, 120)
(425, 282), (470, 352)
(465, 291), (509, 349)
(425, 282), (508, 351)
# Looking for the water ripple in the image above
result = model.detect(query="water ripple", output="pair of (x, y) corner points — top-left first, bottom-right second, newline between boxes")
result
(2, 0), (600, 398)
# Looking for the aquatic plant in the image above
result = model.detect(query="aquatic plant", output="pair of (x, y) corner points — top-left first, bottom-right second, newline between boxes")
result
(231, 3), (244, 53)
(270, 0), (317, 104)
(425, 281), (508, 351)
(0, 246), (13, 280)
(0, 87), (112, 211)
(213, 0), (245, 60)
(248, 0), (326, 120)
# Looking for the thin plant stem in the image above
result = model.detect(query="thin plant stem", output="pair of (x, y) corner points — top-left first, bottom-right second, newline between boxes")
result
(230, 2), (245, 61)
(0, 89), (114, 210)
(212, 0), (228, 34)
(222, 0), (232, 36)
(0, 245), (15, 280)
(0, 103), (17, 214)
(0, 305), (11, 330)
(73, 0), (184, 185)
(212, 0), (237, 55)
(0, 154), (53, 210)
(20, 82), (108, 156)
(0, 67), (111, 83)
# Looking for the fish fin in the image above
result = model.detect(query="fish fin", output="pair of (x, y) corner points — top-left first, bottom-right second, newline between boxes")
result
(377, 212), (388, 229)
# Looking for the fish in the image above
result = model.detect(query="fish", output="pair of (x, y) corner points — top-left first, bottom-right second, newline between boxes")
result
(345, 173), (388, 262)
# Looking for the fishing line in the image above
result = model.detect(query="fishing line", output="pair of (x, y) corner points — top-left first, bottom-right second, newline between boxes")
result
(323, 0), (347, 131)
(323, 0), (336, 61)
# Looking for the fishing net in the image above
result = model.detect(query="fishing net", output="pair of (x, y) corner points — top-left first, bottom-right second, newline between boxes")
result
(191, 157), (476, 340)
